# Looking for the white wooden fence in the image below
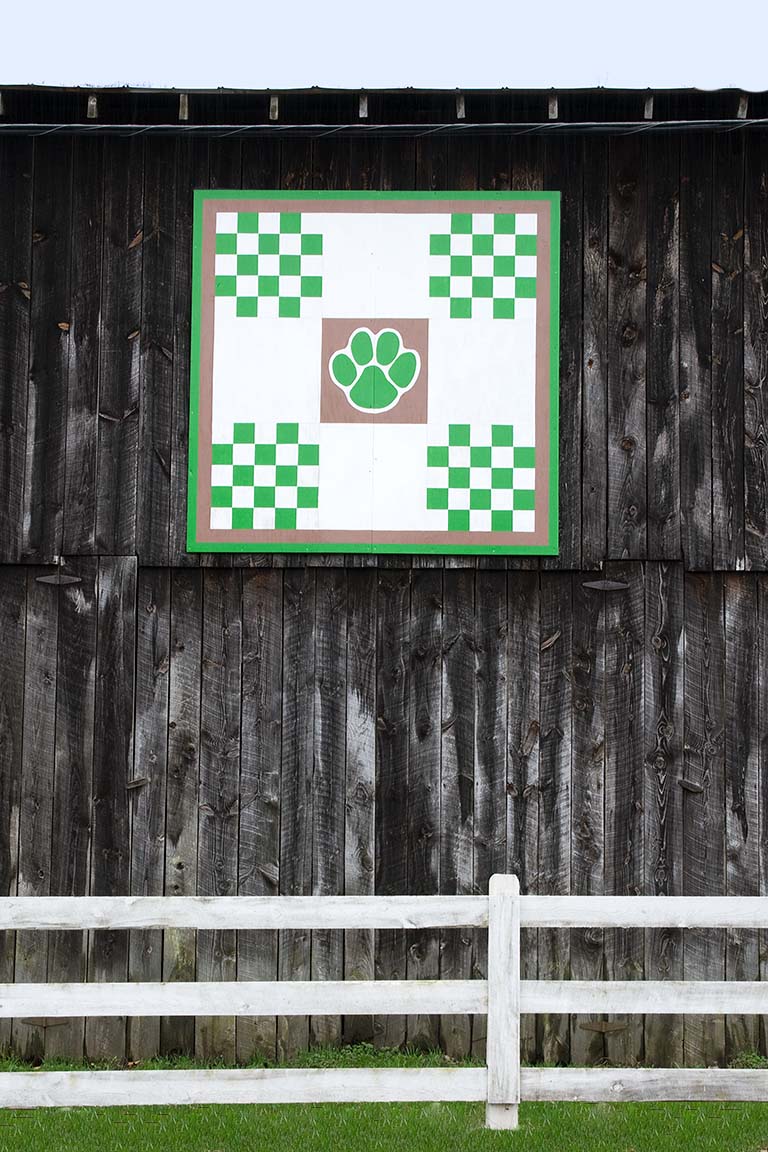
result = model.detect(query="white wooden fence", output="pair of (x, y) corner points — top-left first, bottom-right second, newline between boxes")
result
(2, 876), (768, 1127)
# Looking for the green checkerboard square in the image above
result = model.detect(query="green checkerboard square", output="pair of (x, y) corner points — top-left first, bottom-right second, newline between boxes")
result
(470, 489), (492, 510)
(491, 510), (513, 532)
(514, 446), (536, 468)
(516, 234), (537, 256)
(448, 467), (470, 488)
(430, 233), (451, 256)
(472, 233), (494, 256)
(427, 487), (449, 510)
(254, 443), (276, 465)
(276, 423), (299, 444)
(491, 468), (514, 489)
(427, 445), (449, 467)
(258, 233), (280, 255)
(430, 276), (450, 298)
(515, 277), (537, 299)
(493, 298), (515, 319)
(492, 425), (514, 447)
(514, 489), (536, 511)
(233, 464), (254, 486)
(259, 276), (279, 297)
(298, 443), (319, 466)
(236, 297), (259, 318)
(215, 276), (237, 297)
(212, 443), (233, 465)
(279, 297), (301, 318)
(279, 254), (301, 275)
(493, 255), (515, 277)
(211, 487), (233, 508)
(237, 254), (259, 275)
(297, 486), (319, 508)
(450, 255), (472, 277)
(450, 298), (472, 319)
(276, 465), (298, 487)
(494, 214), (516, 234)
(234, 423), (256, 444)
(300, 276), (322, 298)
(238, 212), (260, 232)
(254, 487), (276, 508)
(280, 213), (301, 234)
(216, 233), (237, 255)
(275, 508), (296, 530)
(451, 214), (473, 235)
(448, 510), (470, 531)
(472, 277), (493, 298)
(232, 508), (253, 530)
(470, 446), (491, 468)
(301, 233), (323, 255)
(448, 425), (471, 447)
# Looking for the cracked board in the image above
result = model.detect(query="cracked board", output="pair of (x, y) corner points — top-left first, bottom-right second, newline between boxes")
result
(188, 191), (560, 556)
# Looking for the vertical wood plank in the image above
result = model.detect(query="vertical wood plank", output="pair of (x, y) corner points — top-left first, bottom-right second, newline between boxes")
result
(543, 135), (583, 570)
(138, 138), (177, 566)
(0, 569), (26, 1054)
(759, 576), (768, 1055)
(537, 573), (572, 1066)
(471, 570), (508, 1061)
(62, 138), (103, 557)
(712, 133), (745, 571)
(570, 576), (606, 1066)
(86, 555), (137, 1062)
(647, 136), (681, 559)
(278, 567), (315, 1059)
(439, 569), (475, 1059)
(406, 568), (442, 1050)
(22, 138), (73, 561)
(507, 571), (540, 1064)
(195, 569), (241, 1063)
(128, 568), (170, 1060)
(46, 557), (97, 1061)
(679, 135), (714, 570)
(582, 137), (609, 570)
(169, 139), (208, 567)
(607, 137), (647, 560)
(604, 560), (645, 1066)
(644, 561), (685, 1066)
(683, 572), (726, 1066)
(161, 569), (202, 1056)
(237, 569), (283, 1063)
(95, 139), (144, 556)
(744, 130), (768, 569)
(724, 574), (759, 1057)
(0, 139), (33, 563)
(13, 569), (57, 1062)
(374, 569), (410, 1050)
(310, 568), (346, 1048)
(343, 569), (377, 1043)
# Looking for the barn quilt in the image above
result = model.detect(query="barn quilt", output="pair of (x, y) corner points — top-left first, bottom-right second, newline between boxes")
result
(187, 191), (560, 554)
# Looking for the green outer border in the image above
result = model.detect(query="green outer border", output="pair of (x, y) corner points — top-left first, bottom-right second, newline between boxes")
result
(187, 189), (561, 556)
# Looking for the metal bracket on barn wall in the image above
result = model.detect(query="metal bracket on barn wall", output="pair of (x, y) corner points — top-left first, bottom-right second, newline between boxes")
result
(581, 579), (629, 592)
(35, 557), (82, 587)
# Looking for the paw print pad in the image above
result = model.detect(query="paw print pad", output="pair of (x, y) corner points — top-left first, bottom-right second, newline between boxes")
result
(330, 327), (420, 413)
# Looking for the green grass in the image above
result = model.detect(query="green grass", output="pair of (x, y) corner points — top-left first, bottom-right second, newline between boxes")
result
(0, 1046), (767, 1151)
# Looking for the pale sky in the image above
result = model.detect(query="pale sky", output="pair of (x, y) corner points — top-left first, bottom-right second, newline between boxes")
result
(1, 0), (766, 92)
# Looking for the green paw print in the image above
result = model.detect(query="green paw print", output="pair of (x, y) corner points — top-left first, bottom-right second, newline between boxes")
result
(329, 327), (420, 413)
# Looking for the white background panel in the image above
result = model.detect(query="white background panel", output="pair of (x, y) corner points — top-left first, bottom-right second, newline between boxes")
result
(372, 425), (432, 531)
(316, 424), (374, 532)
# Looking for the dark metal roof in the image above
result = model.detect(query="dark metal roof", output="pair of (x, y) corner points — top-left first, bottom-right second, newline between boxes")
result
(0, 85), (766, 136)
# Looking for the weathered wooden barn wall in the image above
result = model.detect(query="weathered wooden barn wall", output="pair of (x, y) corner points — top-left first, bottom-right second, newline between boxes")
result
(0, 87), (767, 1067)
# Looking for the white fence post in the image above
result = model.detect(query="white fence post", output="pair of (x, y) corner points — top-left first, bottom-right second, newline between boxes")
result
(485, 873), (520, 1129)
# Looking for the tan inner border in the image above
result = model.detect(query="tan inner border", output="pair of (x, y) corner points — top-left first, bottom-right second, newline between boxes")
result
(196, 197), (552, 547)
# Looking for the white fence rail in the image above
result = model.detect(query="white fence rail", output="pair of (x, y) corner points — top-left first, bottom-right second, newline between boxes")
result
(2, 878), (768, 1127)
